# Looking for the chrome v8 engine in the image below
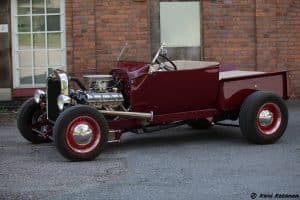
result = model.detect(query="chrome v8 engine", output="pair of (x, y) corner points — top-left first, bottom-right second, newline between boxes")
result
(82, 75), (124, 109)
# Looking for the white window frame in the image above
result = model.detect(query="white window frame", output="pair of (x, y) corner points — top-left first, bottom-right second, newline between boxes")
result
(11, 0), (66, 88)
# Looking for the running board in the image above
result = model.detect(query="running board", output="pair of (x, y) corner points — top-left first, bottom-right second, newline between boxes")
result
(131, 121), (186, 134)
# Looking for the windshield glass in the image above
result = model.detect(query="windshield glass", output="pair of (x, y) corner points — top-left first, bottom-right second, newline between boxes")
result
(117, 42), (150, 63)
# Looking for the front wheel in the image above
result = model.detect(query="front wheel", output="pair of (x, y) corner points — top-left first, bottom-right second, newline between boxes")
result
(53, 105), (108, 161)
(17, 98), (51, 144)
(239, 91), (288, 144)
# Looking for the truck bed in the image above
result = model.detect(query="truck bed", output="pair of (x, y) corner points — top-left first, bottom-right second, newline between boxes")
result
(218, 70), (290, 111)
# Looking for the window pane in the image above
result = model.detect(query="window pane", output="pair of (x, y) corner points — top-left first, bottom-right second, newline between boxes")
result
(33, 16), (45, 32)
(33, 33), (45, 48)
(17, 0), (30, 15)
(47, 15), (60, 31)
(48, 51), (62, 66)
(32, 0), (45, 14)
(34, 51), (46, 67)
(19, 69), (33, 85)
(18, 16), (30, 32)
(34, 69), (47, 84)
(18, 34), (31, 50)
(47, 33), (61, 49)
(47, 0), (60, 13)
(48, 50), (61, 66)
(160, 2), (201, 47)
(19, 51), (32, 67)
(15, 0), (65, 87)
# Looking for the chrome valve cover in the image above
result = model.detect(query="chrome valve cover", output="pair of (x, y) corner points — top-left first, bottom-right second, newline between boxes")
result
(85, 91), (124, 108)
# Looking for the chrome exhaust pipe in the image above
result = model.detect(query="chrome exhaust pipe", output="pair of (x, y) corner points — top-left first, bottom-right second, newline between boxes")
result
(99, 110), (153, 121)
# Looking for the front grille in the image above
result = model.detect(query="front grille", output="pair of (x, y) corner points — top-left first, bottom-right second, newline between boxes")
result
(47, 78), (61, 122)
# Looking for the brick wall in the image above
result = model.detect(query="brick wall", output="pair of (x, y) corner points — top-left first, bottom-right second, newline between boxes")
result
(66, 0), (97, 76)
(273, 0), (300, 98)
(203, 0), (300, 98)
(66, 0), (151, 77)
(203, 0), (257, 71)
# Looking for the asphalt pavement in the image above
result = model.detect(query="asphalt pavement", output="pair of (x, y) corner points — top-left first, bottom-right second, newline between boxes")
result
(0, 101), (300, 200)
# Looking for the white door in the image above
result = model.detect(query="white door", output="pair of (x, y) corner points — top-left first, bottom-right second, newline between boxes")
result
(11, 0), (66, 88)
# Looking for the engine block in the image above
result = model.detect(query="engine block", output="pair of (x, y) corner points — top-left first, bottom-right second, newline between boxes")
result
(85, 91), (124, 108)
(82, 74), (124, 109)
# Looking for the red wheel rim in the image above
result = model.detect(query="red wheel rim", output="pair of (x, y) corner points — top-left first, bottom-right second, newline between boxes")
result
(66, 116), (101, 154)
(256, 103), (282, 135)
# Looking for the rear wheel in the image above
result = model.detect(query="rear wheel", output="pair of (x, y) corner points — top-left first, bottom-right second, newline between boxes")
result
(17, 98), (51, 144)
(187, 118), (212, 129)
(239, 91), (288, 144)
(53, 105), (108, 161)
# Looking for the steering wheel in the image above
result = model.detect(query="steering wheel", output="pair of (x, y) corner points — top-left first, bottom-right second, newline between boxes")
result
(155, 54), (177, 71)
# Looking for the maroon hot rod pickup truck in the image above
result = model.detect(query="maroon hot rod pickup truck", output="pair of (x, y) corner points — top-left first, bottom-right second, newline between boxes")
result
(17, 44), (290, 161)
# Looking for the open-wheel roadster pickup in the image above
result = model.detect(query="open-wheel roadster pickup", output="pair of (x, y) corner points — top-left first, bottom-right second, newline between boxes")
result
(17, 44), (290, 161)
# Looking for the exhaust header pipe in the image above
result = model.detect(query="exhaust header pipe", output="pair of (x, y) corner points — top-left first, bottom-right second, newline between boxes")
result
(99, 110), (153, 121)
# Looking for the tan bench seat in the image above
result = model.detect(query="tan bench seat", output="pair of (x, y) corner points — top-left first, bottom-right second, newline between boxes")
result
(173, 60), (220, 70)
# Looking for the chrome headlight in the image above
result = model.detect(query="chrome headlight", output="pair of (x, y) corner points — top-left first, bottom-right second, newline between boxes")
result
(57, 95), (71, 111)
(34, 89), (46, 104)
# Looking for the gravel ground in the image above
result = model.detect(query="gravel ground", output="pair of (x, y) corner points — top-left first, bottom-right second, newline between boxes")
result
(0, 101), (300, 200)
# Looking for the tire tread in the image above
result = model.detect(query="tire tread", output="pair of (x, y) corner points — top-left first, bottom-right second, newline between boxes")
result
(239, 91), (288, 144)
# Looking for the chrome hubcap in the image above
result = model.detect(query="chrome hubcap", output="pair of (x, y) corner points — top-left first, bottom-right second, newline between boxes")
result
(72, 124), (93, 145)
(257, 103), (282, 135)
(258, 109), (274, 127)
